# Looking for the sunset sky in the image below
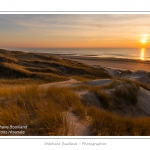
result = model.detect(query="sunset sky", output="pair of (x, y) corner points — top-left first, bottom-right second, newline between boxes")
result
(0, 14), (150, 48)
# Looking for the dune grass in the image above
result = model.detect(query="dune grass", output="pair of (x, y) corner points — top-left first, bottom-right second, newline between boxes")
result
(73, 80), (139, 107)
(100, 80), (139, 105)
(113, 85), (138, 105)
(0, 79), (47, 87)
(0, 85), (86, 135)
(0, 103), (30, 126)
(72, 84), (92, 91)
(91, 88), (110, 109)
(0, 82), (150, 136)
(88, 106), (150, 136)
(72, 84), (111, 108)
(45, 86), (86, 118)
(1, 49), (150, 136)
(118, 78), (150, 91)
(0, 49), (111, 82)
(71, 76), (92, 82)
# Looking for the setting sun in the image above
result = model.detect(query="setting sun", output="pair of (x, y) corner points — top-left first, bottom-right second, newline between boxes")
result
(141, 38), (147, 44)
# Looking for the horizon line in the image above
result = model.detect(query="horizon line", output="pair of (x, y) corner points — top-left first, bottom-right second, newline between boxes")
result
(1, 47), (150, 49)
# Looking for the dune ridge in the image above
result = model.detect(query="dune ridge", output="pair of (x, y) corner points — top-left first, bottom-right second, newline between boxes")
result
(0, 49), (150, 136)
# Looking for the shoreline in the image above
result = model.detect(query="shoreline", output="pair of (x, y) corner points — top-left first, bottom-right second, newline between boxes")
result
(2, 48), (150, 72)
(52, 54), (150, 72)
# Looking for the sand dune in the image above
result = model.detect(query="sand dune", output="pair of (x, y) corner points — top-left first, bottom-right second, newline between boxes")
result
(102, 67), (150, 85)
(0, 50), (150, 136)
(137, 87), (150, 116)
(39, 76), (150, 118)
(122, 70), (150, 84)
(78, 83), (150, 117)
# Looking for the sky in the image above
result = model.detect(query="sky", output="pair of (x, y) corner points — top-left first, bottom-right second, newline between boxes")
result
(0, 14), (150, 48)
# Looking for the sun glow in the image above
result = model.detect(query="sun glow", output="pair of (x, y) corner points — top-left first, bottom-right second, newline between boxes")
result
(140, 48), (145, 60)
(141, 38), (147, 44)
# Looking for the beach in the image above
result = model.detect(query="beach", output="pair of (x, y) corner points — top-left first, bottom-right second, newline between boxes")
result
(53, 54), (150, 72)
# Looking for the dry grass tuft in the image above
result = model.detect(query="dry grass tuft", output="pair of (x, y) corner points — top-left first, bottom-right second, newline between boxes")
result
(91, 88), (110, 109)
(0, 85), (86, 135)
(45, 86), (86, 118)
(88, 106), (150, 136)
(113, 84), (138, 105)
(118, 78), (150, 91)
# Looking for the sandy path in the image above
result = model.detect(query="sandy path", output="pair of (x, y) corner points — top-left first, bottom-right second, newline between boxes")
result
(84, 79), (112, 86)
(40, 78), (113, 88)
(39, 79), (80, 88)
(64, 111), (90, 136)
(38, 78), (113, 136)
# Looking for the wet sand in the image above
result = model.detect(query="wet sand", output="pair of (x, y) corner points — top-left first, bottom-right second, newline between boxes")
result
(53, 54), (150, 72)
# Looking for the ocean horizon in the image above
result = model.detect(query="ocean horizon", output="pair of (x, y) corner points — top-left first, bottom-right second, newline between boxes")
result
(5, 47), (150, 61)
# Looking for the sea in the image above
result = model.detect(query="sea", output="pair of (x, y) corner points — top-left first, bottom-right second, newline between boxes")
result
(5, 48), (150, 61)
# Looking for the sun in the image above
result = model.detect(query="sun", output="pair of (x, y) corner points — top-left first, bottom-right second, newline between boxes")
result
(141, 38), (147, 44)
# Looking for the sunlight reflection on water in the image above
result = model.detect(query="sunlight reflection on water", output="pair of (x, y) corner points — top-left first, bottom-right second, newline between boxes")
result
(140, 48), (145, 60)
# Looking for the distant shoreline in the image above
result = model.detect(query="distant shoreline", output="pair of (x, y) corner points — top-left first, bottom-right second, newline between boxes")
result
(2, 48), (150, 72)
(5, 47), (150, 61)
(52, 54), (150, 72)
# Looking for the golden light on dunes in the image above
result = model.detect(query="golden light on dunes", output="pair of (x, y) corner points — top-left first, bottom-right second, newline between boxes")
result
(140, 48), (145, 60)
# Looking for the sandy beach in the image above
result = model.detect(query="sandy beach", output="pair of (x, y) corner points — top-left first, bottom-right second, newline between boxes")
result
(53, 54), (150, 72)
